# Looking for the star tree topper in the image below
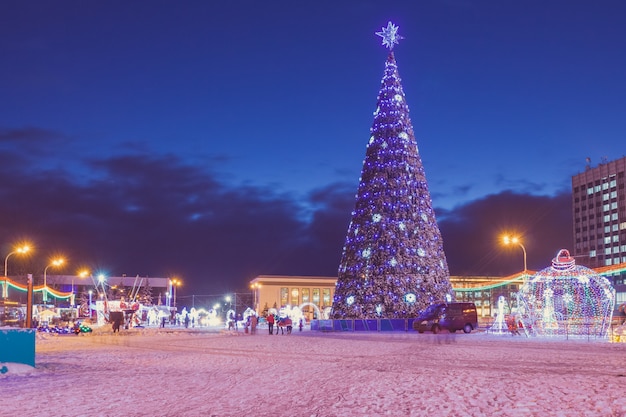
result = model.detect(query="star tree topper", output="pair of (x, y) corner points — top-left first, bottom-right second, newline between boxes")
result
(376, 21), (403, 50)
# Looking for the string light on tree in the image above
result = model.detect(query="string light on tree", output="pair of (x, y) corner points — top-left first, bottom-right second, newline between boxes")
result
(332, 22), (453, 319)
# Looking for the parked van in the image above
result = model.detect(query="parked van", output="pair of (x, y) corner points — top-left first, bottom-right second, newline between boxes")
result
(413, 302), (478, 334)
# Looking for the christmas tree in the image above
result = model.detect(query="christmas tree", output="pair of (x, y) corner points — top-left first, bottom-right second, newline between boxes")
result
(332, 22), (453, 319)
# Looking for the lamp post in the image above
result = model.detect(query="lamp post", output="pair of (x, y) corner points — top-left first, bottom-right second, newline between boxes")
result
(170, 278), (181, 309)
(502, 235), (527, 272)
(74, 270), (90, 308)
(501, 235), (529, 318)
(225, 295), (232, 320)
(97, 274), (106, 291)
(43, 258), (65, 303)
(88, 290), (93, 318)
(4, 244), (31, 277)
(250, 283), (261, 313)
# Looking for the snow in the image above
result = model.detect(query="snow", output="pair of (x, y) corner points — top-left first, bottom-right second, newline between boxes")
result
(2, 326), (626, 417)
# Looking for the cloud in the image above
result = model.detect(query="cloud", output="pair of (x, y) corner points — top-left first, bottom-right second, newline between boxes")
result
(0, 152), (348, 294)
(438, 190), (573, 276)
(0, 127), (76, 165)
(493, 173), (551, 194)
(0, 143), (574, 296)
(0, 127), (68, 143)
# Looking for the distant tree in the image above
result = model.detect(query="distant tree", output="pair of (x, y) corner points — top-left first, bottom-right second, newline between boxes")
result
(137, 279), (154, 305)
(78, 290), (90, 316)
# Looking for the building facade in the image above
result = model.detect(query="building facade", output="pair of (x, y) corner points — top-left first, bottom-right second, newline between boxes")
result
(572, 156), (626, 304)
(2, 274), (171, 306)
(250, 274), (523, 320)
(249, 275), (337, 320)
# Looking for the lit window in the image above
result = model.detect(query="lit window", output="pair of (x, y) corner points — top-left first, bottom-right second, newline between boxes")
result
(590, 250), (596, 257)
(322, 288), (331, 306)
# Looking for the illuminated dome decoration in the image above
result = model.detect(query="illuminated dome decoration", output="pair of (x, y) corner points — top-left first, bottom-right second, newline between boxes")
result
(331, 22), (453, 319)
(517, 249), (615, 339)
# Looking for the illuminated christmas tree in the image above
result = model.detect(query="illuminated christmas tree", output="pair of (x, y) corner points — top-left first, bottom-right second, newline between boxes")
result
(332, 22), (453, 319)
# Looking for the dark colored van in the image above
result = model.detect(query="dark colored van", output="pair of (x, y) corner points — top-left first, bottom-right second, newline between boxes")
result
(413, 302), (478, 334)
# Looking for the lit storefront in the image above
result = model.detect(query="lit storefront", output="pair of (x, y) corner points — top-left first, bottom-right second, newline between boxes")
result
(249, 275), (336, 320)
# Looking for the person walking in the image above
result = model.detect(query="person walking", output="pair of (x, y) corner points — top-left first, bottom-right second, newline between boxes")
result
(266, 313), (274, 335)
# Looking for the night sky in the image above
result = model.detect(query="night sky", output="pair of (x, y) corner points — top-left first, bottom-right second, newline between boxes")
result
(1, 1), (624, 296)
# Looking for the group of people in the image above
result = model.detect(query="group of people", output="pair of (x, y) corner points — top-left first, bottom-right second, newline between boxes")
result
(228, 312), (259, 334)
(265, 314), (302, 335)
(507, 316), (522, 335)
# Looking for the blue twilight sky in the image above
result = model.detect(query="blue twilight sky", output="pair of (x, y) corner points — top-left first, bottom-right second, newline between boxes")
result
(0, 1), (624, 296)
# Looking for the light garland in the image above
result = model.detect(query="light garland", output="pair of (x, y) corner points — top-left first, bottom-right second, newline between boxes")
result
(517, 249), (615, 339)
(0, 277), (73, 300)
(332, 23), (452, 319)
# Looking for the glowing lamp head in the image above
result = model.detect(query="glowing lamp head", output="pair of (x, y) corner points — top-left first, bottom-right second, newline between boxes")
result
(502, 235), (522, 246)
(17, 245), (31, 254)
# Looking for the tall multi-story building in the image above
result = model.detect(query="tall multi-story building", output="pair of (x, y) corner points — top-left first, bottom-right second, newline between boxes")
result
(572, 156), (626, 301)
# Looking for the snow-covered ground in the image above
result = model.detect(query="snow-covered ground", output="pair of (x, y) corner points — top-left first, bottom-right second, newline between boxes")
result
(2, 326), (626, 417)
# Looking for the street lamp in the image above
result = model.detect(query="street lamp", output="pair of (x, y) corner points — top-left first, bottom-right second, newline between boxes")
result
(43, 257), (65, 303)
(170, 278), (181, 309)
(4, 244), (31, 277)
(73, 269), (90, 308)
(88, 290), (93, 318)
(502, 235), (528, 279)
(250, 283), (262, 313)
